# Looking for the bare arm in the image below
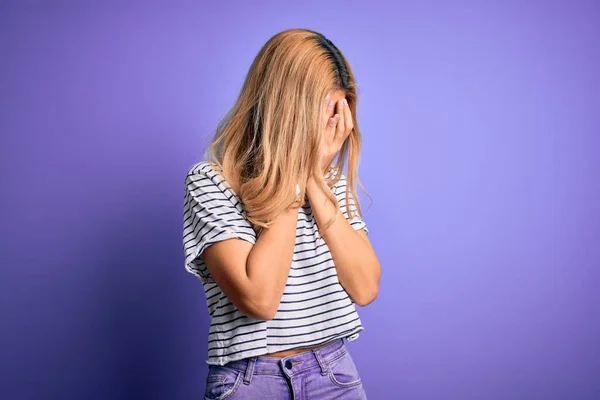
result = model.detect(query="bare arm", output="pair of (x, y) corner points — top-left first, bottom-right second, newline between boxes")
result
(306, 177), (380, 306)
(200, 206), (299, 320)
(309, 94), (380, 306)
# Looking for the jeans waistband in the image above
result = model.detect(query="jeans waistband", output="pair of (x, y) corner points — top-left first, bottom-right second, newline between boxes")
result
(221, 338), (347, 383)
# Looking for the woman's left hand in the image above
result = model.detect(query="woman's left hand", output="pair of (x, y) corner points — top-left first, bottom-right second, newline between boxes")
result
(320, 97), (353, 173)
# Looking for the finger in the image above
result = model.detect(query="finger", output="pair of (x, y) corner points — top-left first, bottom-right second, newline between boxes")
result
(324, 96), (334, 123)
(335, 99), (345, 142)
(327, 115), (338, 129)
(324, 95), (335, 127)
(342, 98), (353, 138)
(326, 114), (338, 145)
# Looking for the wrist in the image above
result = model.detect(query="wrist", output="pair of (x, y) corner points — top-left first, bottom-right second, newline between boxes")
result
(306, 175), (319, 192)
(320, 159), (333, 175)
(306, 175), (327, 202)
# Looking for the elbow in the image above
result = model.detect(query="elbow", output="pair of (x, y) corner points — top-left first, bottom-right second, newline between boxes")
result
(239, 295), (279, 321)
(244, 306), (277, 321)
(353, 285), (379, 307)
(353, 263), (381, 307)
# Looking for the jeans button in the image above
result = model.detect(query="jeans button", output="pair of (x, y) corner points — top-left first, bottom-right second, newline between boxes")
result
(285, 360), (293, 369)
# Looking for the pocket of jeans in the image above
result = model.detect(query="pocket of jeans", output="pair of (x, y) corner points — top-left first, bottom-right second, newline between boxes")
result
(204, 365), (243, 400)
(326, 349), (363, 388)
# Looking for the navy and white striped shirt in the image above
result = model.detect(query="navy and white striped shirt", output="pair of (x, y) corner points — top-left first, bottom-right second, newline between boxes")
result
(182, 161), (367, 365)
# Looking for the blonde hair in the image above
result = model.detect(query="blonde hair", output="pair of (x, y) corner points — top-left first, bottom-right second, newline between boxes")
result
(209, 28), (364, 230)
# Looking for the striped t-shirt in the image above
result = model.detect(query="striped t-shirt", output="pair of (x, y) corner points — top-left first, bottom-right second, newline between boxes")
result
(182, 161), (368, 366)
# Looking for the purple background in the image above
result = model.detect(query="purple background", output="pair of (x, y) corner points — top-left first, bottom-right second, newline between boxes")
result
(1, 1), (599, 399)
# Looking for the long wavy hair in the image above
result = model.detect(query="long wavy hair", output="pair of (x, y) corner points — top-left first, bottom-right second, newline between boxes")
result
(209, 28), (364, 230)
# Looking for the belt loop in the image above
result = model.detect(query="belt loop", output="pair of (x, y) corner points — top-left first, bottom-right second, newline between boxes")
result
(243, 357), (256, 385)
(312, 348), (329, 376)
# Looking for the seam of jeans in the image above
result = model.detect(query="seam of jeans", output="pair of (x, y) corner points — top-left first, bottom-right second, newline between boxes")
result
(328, 370), (362, 389)
(322, 346), (348, 365)
(217, 371), (243, 400)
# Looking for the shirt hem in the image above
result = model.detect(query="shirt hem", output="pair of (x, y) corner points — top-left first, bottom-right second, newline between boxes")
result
(205, 325), (365, 366)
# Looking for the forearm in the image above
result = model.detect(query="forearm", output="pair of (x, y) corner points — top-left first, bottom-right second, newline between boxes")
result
(244, 206), (298, 317)
(306, 178), (380, 306)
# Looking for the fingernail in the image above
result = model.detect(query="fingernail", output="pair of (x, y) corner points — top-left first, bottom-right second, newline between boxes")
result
(328, 100), (335, 110)
(328, 118), (336, 126)
(343, 98), (348, 106)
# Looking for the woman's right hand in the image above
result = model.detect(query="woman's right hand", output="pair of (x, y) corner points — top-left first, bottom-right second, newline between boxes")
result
(319, 96), (353, 173)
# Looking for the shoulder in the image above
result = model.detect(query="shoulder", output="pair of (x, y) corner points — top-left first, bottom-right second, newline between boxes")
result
(187, 161), (220, 182)
(186, 161), (229, 190)
(185, 161), (239, 202)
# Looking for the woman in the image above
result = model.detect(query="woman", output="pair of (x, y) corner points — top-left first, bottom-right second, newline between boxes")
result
(183, 28), (380, 399)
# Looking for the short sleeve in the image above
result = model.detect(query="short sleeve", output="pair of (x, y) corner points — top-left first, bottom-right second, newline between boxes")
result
(334, 174), (368, 234)
(182, 162), (257, 283)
